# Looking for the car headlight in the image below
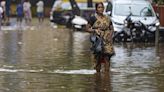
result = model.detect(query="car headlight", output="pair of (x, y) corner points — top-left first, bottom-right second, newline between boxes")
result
(156, 22), (160, 26)
(147, 22), (160, 28)
(152, 19), (160, 27)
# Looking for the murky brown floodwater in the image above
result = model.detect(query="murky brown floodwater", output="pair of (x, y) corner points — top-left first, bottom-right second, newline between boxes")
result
(0, 26), (163, 92)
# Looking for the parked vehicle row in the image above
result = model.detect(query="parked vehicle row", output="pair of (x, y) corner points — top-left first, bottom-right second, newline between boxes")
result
(50, 0), (160, 42)
(106, 0), (160, 42)
(50, 1), (94, 31)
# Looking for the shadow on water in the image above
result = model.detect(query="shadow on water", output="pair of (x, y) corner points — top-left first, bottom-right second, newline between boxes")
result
(0, 28), (163, 92)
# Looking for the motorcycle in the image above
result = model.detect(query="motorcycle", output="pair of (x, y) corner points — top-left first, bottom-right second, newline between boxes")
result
(113, 13), (157, 42)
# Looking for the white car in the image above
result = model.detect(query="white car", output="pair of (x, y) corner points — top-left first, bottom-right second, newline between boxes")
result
(105, 0), (159, 32)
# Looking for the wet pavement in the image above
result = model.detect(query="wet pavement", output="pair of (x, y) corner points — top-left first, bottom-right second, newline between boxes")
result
(0, 18), (163, 92)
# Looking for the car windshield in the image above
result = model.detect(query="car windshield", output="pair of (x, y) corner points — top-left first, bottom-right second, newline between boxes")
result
(114, 3), (155, 17)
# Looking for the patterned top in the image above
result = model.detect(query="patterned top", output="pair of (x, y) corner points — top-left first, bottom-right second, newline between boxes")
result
(88, 14), (115, 55)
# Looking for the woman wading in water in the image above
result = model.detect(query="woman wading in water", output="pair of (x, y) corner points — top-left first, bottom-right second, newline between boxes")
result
(86, 2), (115, 72)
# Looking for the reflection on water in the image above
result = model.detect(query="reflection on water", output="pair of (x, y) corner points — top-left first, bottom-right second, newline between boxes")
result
(0, 29), (163, 92)
(93, 72), (112, 92)
(111, 43), (163, 92)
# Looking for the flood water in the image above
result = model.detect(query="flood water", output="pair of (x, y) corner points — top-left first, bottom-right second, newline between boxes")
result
(0, 26), (163, 92)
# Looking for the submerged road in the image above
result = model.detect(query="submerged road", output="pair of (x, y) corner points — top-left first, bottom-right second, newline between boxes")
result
(0, 18), (163, 92)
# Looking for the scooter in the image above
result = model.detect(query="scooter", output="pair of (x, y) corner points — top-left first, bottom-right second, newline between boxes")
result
(71, 15), (88, 31)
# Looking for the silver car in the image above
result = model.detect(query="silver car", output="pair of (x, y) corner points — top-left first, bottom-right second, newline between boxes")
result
(105, 0), (159, 32)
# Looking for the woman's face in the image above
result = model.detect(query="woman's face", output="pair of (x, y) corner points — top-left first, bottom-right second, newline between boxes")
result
(96, 3), (104, 14)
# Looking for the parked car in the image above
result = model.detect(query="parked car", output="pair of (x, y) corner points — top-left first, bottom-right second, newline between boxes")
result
(50, 1), (95, 30)
(105, 0), (160, 42)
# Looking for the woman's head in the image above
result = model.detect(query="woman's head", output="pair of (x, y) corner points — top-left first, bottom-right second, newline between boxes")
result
(95, 2), (104, 14)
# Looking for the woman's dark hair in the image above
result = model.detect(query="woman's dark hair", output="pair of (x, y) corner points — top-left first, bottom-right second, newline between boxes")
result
(95, 2), (104, 10)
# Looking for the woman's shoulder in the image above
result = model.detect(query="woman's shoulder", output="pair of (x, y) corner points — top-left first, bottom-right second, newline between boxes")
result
(103, 14), (112, 24)
(103, 14), (111, 20)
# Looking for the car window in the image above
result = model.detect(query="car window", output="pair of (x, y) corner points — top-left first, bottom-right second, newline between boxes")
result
(114, 3), (155, 17)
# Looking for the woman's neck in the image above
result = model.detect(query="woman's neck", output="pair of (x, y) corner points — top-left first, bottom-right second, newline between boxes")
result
(97, 13), (104, 17)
